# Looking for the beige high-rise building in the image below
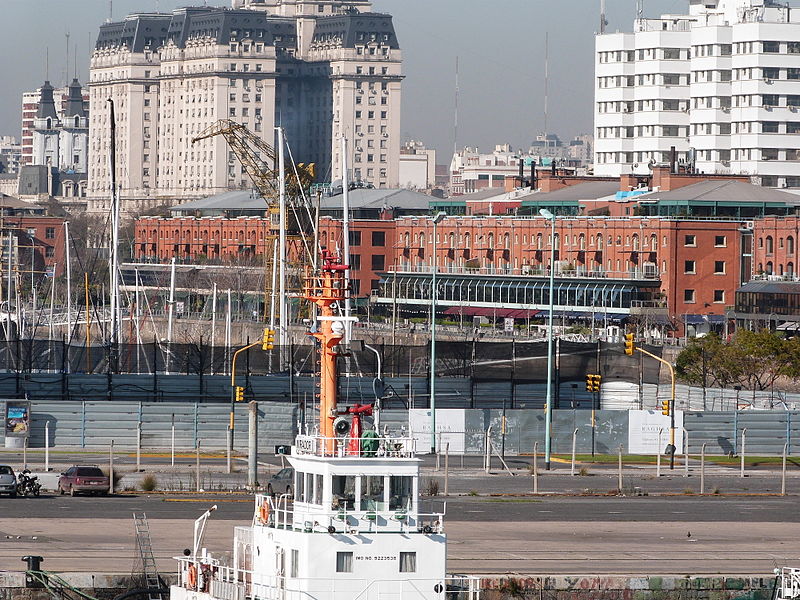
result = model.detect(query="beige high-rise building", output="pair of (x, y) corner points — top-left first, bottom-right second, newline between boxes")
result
(88, 0), (402, 214)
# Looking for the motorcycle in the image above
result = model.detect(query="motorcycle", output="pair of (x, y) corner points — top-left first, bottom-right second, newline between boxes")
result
(17, 469), (41, 497)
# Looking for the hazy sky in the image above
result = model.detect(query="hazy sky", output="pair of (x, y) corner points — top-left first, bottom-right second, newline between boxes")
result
(2, 1), (796, 160)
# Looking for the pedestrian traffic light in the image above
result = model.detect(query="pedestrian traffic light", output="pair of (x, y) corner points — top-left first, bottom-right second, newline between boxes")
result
(235, 386), (245, 402)
(661, 399), (670, 416)
(262, 327), (275, 351)
(624, 333), (635, 356)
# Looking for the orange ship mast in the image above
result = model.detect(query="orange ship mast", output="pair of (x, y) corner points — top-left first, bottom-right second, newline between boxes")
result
(304, 249), (349, 451)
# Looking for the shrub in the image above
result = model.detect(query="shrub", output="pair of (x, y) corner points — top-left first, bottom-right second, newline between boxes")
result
(140, 474), (158, 492)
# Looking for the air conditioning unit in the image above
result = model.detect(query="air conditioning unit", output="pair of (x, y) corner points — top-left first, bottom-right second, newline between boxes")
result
(764, 78), (773, 84)
(746, 220), (755, 230)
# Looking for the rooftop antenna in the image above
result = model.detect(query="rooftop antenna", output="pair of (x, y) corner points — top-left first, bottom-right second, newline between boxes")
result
(600, 0), (608, 33)
(636, 0), (644, 19)
(108, 0), (113, 22)
(544, 32), (549, 135)
(65, 32), (70, 86)
(453, 56), (459, 154)
(74, 43), (78, 79)
(45, 47), (49, 81)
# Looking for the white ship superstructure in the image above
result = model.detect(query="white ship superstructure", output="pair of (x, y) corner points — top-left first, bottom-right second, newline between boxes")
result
(169, 249), (478, 600)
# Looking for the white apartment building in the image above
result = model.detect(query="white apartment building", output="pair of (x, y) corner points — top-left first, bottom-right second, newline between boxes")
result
(595, 0), (800, 188)
(88, 0), (402, 214)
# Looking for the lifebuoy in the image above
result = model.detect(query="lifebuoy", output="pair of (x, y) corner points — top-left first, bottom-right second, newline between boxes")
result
(187, 564), (198, 590)
(259, 502), (270, 524)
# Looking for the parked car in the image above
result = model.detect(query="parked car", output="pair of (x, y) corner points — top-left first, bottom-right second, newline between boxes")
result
(58, 466), (110, 496)
(267, 467), (294, 497)
(0, 465), (16, 497)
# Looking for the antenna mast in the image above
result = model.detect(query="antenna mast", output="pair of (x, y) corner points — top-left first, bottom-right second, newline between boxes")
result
(65, 32), (70, 86)
(600, 0), (607, 34)
(453, 56), (459, 154)
(637, 0), (644, 19)
(544, 33), (549, 135)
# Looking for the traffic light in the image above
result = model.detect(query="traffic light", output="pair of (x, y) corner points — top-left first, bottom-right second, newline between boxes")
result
(235, 386), (245, 402)
(586, 374), (602, 392)
(661, 399), (670, 416)
(624, 333), (635, 356)
(262, 328), (275, 351)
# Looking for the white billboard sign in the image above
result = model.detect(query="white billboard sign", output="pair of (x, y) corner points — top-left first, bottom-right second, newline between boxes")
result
(408, 409), (465, 454)
(627, 409), (684, 454)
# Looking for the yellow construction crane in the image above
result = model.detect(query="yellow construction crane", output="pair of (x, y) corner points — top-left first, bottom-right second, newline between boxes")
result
(192, 119), (318, 320)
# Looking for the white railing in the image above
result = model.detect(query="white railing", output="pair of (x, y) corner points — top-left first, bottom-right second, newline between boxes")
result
(176, 557), (481, 600)
(778, 568), (800, 600)
(388, 264), (660, 280)
(254, 493), (445, 536)
(176, 557), (480, 600)
(293, 434), (416, 458)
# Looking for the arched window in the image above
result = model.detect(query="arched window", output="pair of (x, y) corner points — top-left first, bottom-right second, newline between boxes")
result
(766, 261), (774, 274)
(767, 236), (774, 254)
(448, 232), (455, 248)
(537, 233), (543, 249)
(789, 236), (795, 254)
(650, 234), (657, 250)
(503, 232), (510, 249)
(403, 232), (410, 247)
(597, 234), (604, 249)
(579, 233), (586, 250)
(780, 263), (785, 276)
(46, 118), (52, 129)
(632, 234), (640, 250)
(464, 233), (470, 248)
(487, 232), (494, 249)
(788, 262), (795, 277)
(74, 116), (80, 127)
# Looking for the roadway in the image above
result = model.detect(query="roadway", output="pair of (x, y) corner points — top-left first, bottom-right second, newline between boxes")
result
(0, 492), (797, 576)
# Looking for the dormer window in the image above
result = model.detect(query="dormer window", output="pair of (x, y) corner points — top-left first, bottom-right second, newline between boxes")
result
(46, 118), (52, 129)
(75, 116), (80, 127)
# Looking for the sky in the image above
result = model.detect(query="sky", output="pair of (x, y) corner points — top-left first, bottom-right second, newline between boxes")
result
(1, 0), (797, 160)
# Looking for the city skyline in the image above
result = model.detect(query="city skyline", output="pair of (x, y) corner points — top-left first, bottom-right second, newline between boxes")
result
(1, 0), (769, 162)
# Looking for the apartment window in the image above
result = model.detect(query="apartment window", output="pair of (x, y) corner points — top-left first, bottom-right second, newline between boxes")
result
(762, 121), (779, 133)
(713, 290), (725, 303)
(349, 254), (361, 270)
(714, 235), (726, 247)
(684, 289), (696, 303)
(45, 227), (55, 239)
(763, 41), (780, 53)
(684, 260), (696, 274)
(349, 231), (362, 246)
(684, 235), (696, 247)
(763, 148), (779, 160)
(714, 260), (726, 274)
(371, 254), (385, 270)
(45, 247), (54, 258)
(763, 94), (780, 107)
(399, 552), (416, 573)
(372, 231), (385, 246)
(336, 552), (353, 573)
(230, 108), (236, 117)
(763, 67), (780, 80)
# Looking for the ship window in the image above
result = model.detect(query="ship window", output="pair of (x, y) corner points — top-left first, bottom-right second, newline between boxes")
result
(304, 473), (313, 503)
(290, 549), (299, 578)
(399, 552), (416, 573)
(296, 471), (305, 501)
(360, 475), (385, 510)
(332, 475), (356, 510)
(314, 474), (323, 504)
(336, 552), (353, 573)
(389, 476), (413, 510)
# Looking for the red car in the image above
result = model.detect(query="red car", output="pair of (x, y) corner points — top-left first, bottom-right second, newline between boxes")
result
(58, 466), (110, 496)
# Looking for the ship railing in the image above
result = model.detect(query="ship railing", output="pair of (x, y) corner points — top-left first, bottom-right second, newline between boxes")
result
(778, 568), (800, 600)
(293, 434), (417, 458)
(254, 493), (446, 535)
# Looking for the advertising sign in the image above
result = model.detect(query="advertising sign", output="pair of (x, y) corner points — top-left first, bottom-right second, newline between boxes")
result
(627, 409), (684, 454)
(408, 409), (465, 454)
(5, 402), (30, 436)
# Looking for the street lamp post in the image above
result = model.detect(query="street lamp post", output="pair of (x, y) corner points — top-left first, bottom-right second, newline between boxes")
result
(430, 211), (447, 455)
(539, 208), (556, 470)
